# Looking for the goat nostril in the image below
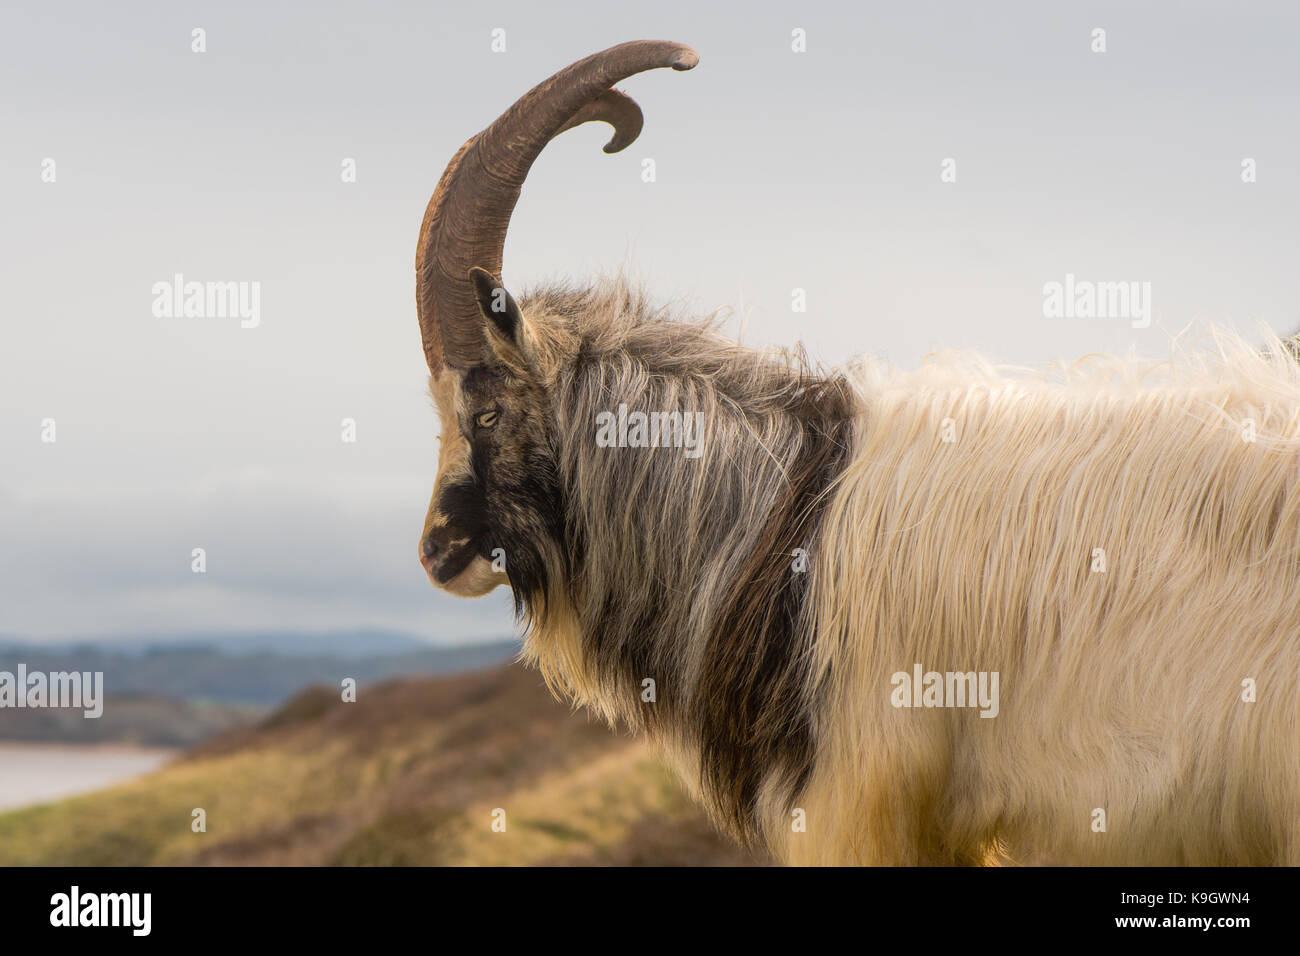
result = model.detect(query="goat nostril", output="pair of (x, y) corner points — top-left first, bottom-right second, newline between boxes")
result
(422, 535), (442, 563)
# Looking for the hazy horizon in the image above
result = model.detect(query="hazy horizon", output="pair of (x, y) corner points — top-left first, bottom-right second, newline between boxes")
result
(0, 624), (516, 648)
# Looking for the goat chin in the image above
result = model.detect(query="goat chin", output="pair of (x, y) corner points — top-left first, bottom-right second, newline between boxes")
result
(438, 556), (506, 598)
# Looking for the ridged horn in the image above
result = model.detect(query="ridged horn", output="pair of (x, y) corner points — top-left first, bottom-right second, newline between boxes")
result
(416, 40), (699, 373)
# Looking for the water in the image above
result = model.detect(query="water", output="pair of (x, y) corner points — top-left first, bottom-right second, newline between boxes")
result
(0, 743), (175, 812)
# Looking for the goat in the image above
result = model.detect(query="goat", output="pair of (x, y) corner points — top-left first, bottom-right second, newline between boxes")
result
(412, 40), (1300, 865)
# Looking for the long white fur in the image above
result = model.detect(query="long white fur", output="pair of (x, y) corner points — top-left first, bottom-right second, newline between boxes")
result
(781, 329), (1300, 864)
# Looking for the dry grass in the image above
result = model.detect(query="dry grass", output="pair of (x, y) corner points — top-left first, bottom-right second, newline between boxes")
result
(0, 664), (767, 866)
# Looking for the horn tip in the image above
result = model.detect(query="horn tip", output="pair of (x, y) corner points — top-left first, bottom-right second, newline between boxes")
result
(671, 48), (699, 71)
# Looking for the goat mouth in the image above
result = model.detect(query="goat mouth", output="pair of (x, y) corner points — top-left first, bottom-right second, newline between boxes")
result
(432, 542), (479, 584)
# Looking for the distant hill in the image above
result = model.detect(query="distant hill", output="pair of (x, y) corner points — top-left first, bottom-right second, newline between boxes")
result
(0, 693), (256, 747)
(0, 664), (768, 866)
(0, 629), (511, 659)
(0, 640), (518, 710)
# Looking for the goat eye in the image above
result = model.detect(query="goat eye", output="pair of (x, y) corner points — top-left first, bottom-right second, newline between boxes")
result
(475, 409), (500, 429)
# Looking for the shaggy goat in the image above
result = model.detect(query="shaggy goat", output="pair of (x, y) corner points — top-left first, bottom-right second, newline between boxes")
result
(413, 40), (1300, 865)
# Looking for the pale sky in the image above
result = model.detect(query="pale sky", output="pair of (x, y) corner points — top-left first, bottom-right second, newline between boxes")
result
(2, 0), (1297, 642)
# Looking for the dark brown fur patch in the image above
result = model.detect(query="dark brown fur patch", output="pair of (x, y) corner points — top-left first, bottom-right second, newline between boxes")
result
(693, 377), (854, 843)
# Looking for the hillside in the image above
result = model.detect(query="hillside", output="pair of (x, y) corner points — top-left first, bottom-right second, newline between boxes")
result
(0, 664), (769, 865)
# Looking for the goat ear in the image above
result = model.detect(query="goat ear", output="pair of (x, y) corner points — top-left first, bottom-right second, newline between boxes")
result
(468, 267), (524, 358)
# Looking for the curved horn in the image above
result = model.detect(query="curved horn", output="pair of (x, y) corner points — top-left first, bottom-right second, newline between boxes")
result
(416, 40), (699, 373)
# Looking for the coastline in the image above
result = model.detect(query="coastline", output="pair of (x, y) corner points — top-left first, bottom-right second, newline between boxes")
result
(0, 741), (178, 813)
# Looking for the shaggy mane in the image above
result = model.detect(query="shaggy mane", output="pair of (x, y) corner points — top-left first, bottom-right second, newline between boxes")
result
(510, 277), (1300, 862)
